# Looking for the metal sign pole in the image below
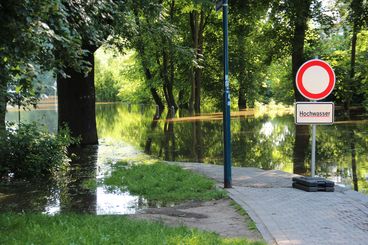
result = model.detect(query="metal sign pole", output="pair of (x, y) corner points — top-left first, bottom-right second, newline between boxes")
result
(311, 97), (317, 178)
(222, 0), (232, 188)
(311, 124), (316, 177)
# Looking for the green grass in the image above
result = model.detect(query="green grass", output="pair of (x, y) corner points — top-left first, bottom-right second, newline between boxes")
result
(230, 200), (258, 231)
(103, 161), (226, 204)
(0, 213), (265, 245)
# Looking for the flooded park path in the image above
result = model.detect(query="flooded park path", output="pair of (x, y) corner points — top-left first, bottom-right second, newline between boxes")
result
(2, 101), (368, 214)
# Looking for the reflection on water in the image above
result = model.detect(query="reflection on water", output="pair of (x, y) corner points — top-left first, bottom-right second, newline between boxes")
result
(95, 104), (368, 194)
(3, 102), (368, 208)
(0, 138), (149, 214)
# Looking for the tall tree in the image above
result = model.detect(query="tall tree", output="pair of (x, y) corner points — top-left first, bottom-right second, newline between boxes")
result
(290, 0), (313, 174)
(230, 0), (272, 109)
(189, 9), (206, 113)
(346, 0), (366, 112)
(0, 0), (84, 130)
(56, 0), (120, 145)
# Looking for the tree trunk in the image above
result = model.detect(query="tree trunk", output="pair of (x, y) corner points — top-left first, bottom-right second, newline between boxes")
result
(167, 0), (178, 111)
(350, 130), (358, 191)
(236, 31), (247, 110)
(144, 110), (161, 154)
(178, 89), (188, 109)
(61, 145), (97, 213)
(189, 10), (206, 114)
(150, 87), (164, 115)
(168, 48), (178, 111)
(0, 77), (7, 131)
(293, 125), (309, 175)
(238, 86), (247, 110)
(346, 20), (358, 113)
(133, 5), (165, 113)
(191, 121), (203, 162)
(291, 1), (311, 174)
(57, 46), (98, 145)
(291, 0), (312, 102)
(161, 48), (173, 109)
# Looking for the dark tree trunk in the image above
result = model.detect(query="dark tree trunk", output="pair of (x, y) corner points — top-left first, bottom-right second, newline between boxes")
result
(150, 87), (164, 115)
(291, 1), (311, 174)
(178, 89), (188, 109)
(144, 111), (161, 154)
(238, 85), (247, 110)
(291, 0), (312, 102)
(57, 46), (98, 145)
(133, 6), (165, 113)
(346, 21), (358, 113)
(60, 145), (97, 213)
(293, 125), (309, 175)
(167, 0), (178, 111)
(236, 31), (247, 110)
(0, 77), (7, 131)
(160, 50), (169, 106)
(350, 130), (358, 191)
(163, 112), (175, 161)
(168, 49), (178, 111)
(191, 121), (203, 162)
(189, 10), (206, 114)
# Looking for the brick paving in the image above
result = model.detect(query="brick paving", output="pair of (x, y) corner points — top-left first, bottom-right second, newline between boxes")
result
(170, 162), (368, 245)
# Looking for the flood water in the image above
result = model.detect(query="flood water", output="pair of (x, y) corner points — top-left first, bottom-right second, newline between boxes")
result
(2, 102), (368, 214)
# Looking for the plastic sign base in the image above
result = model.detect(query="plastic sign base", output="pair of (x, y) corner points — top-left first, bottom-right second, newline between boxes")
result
(292, 176), (335, 192)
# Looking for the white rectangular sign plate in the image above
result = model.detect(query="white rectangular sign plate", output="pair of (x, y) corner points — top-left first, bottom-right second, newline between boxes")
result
(295, 102), (334, 125)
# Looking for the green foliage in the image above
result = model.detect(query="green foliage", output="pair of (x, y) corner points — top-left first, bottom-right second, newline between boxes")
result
(0, 213), (265, 245)
(95, 48), (151, 103)
(0, 123), (77, 179)
(104, 161), (226, 204)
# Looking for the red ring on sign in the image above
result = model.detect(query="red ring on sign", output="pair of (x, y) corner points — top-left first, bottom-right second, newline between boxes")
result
(296, 59), (335, 100)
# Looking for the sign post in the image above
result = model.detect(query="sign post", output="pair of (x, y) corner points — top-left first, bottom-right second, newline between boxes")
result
(295, 59), (335, 177)
(216, 0), (232, 188)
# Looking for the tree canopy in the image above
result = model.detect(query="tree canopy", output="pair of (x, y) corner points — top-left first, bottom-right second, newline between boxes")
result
(2, 0), (368, 141)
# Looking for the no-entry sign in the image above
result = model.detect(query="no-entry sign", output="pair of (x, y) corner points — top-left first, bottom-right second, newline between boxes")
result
(296, 59), (335, 100)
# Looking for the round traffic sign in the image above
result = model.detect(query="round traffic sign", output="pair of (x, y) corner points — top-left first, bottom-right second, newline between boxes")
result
(296, 59), (335, 100)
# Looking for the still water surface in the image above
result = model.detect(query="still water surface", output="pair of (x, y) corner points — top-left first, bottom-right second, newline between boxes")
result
(2, 102), (368, 214)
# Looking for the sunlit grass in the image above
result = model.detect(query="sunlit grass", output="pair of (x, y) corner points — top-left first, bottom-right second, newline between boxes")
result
(0, 213), (265, 245)
(103, 161), (226, 204)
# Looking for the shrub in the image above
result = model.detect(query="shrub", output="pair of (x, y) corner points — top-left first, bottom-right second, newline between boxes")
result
(0, 123), (77, 180)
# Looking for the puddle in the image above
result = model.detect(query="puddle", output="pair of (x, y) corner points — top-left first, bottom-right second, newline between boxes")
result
(0, 139), (151, 215)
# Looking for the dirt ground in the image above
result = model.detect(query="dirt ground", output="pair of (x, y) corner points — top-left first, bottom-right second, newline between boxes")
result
(130, 198), (262, 240)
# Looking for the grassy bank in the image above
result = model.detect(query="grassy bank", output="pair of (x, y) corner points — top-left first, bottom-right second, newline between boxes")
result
(0, 161), (265, 244)
(103, 161), (226, 204)
(0, 213), (265, 245)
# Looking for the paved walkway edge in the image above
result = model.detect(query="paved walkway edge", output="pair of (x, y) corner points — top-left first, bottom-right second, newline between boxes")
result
(228, 188), (277, 245)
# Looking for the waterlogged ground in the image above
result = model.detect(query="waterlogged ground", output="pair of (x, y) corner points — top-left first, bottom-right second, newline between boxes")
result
(0, 139), (150, 214)
(5, 100), (368, 195)
(0, 138), (262, 239)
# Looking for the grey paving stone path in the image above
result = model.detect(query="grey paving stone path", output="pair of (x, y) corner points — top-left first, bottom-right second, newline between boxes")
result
(169, 162), (368, 245)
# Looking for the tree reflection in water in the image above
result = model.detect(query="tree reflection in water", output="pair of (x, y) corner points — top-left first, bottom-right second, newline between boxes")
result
(5, 104), (368, 196)
(60, 145), (98, 214)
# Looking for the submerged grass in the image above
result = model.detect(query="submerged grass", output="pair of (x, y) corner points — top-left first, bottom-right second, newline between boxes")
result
(103, 161), (226, 203)
(0, 213), (265, 245)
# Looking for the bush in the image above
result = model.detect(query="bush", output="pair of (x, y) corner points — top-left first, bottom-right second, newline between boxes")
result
(0, 123), (77, 180)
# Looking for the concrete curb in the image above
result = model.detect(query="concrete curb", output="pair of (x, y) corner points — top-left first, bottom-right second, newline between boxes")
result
(228, 187), (277, 245)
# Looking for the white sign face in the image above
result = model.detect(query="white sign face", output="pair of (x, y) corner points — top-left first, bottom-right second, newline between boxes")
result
(295, 102), (334, 124)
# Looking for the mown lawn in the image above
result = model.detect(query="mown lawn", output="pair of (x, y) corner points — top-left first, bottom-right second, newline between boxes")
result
(0, 213), (265, 245)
